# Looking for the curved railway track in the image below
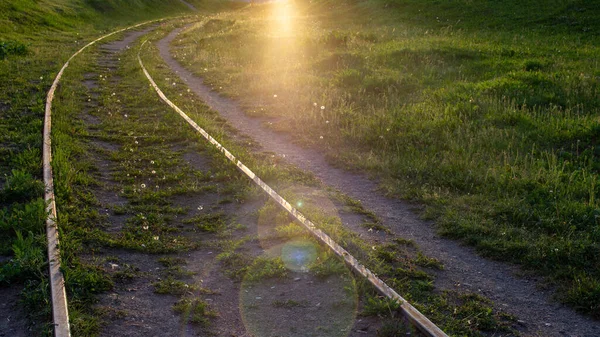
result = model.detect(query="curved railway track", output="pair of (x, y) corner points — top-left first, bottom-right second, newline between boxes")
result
(43, 20), (163, 337)
(43, 17), (450, 336)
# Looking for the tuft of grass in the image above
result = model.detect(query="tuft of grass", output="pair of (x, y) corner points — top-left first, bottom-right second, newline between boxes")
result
(0, 40), (28, 59)
(183, 212), (226, 233)
(362, 295), (402, 318)
(244, 256), (288, 283)
(0, 170), (44, 204)
(172, 297), (217, 326)
(153, 277), (195, 295)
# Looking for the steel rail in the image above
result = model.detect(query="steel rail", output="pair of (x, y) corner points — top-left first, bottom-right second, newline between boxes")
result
(43, 20), (163, 337)
(138, 40), (449, 337)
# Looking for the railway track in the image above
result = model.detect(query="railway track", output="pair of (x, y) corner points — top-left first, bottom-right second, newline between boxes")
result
(41, 16), (516, 337)
(43, 20), (166, 337)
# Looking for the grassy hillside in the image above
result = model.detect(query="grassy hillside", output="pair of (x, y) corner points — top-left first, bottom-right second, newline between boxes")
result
(0, 0), (196, 334)
(172, 0), (600, 317)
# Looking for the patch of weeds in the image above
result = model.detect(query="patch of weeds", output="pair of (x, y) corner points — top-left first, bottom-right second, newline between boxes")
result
(0, 198), (46, 238)
(216, 251), (251, 280)
(310, 253), (346, 278)
(112, 264), (141, 282)
(0, 231), (46, 283)
(183, 212), (226, 232)
(393, 237), (415, 247)
(153, 277), (195, 295)
(158, 256), (186, 267)
(0, 170), (44, 203)
(362, 295), (402, 318)
(173, 297), (217, 326)
(0, 40), (28, 59)
(245, 256), (288, 283)
(112, 213), (195, 253)
(165, 265), (196, 278)
(415, 252), (444, 270)
(377, 319), (412, 337)
(274, 222), (307, 239)
(361, 221), (391, 233)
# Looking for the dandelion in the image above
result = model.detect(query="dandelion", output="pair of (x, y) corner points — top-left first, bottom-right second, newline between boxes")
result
(141, 183), (146, 188)
(172, 82), (176, 86)
(40, 76), (43, 80)
(313, 102), (317, 106)
(325, 120), (329, 124)
(152, 170), (156, 174)
(320, 106), (325, 110)
(112, 92), (116, 96)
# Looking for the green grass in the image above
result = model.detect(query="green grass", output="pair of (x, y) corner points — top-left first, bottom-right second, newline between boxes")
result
(172, 0), (600, 317)
(172, 297), (217, 326)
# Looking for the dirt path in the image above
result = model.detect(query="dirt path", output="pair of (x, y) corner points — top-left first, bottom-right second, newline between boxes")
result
(0, 285), (30, 337)
(157, 27), (600, 337)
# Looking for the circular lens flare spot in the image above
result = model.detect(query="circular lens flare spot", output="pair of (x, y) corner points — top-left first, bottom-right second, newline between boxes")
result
(281, 240), (317, 272)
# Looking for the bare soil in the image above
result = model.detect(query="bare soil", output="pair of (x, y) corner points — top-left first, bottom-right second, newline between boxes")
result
(0, 285), (31, 337)
(157, 26), (600, 337)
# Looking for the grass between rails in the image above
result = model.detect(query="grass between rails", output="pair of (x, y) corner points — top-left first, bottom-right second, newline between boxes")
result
(141, 20), (517, 336)
(171, 0), (600, 317)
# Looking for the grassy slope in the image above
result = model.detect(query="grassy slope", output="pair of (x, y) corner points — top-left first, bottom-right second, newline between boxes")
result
(173, 0), (600, 317)
(0, 0), (195, 334)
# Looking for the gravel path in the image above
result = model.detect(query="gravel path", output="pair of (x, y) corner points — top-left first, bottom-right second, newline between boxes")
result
(156, 27), (600, 337)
